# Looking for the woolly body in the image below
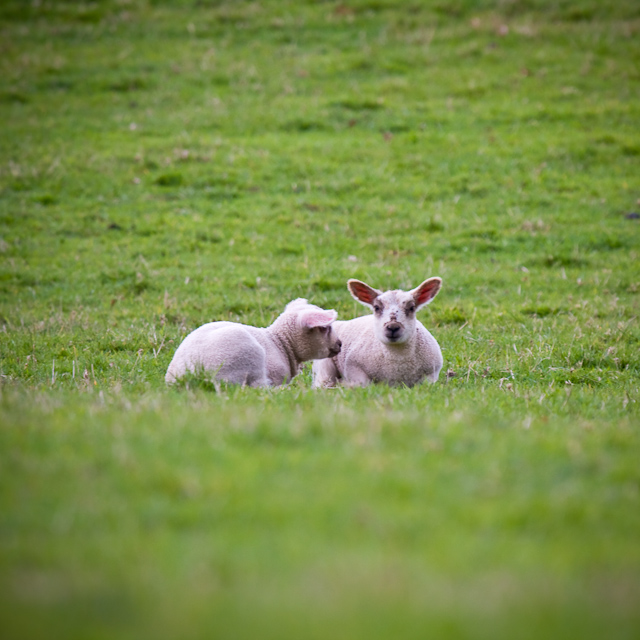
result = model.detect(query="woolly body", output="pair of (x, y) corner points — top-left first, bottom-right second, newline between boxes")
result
(314, 315), (442, 387)
(166, 299), (340, 387)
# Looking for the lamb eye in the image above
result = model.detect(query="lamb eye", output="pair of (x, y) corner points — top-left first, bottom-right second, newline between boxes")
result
(373, 305), (382, 313)
(406, 304), (415, 313)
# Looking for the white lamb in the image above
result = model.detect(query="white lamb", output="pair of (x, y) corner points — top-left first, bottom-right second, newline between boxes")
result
(312, 278), (443, 388)
(166, 298), (341, 387)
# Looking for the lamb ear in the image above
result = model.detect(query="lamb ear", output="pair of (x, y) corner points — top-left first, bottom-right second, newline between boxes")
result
(347, 279), (382, 308)
(299, 308), (338, 328)
(410, 277), (442, 310)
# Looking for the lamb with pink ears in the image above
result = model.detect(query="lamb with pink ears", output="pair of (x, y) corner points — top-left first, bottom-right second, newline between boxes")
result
(166, 298), (341, 387)
(312, 278), (443, 388)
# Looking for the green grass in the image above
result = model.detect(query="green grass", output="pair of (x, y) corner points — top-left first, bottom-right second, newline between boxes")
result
(1, 0), (639, 638)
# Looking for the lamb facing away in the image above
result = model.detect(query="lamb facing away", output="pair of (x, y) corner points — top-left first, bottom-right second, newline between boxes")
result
(166, 299), (341, 387)
(312, 278), (443, 388)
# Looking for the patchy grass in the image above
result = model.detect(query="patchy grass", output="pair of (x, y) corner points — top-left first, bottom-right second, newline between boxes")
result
(0, 0), (639, 638)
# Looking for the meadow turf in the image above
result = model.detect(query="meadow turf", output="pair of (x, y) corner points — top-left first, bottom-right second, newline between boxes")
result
(1, 0), (640, 638)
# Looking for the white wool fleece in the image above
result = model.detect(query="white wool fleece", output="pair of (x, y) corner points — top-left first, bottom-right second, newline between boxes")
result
(312, 278), (443, 388)
(166, 298), (341, 387)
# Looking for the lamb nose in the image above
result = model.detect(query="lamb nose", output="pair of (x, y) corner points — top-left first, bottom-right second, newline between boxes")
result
(335, 339), (342, 349)
(386, 323), (401, 336)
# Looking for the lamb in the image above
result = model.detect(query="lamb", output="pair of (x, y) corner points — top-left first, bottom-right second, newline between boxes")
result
(166, 298), (342, 387)
(312, 278), (443, 388)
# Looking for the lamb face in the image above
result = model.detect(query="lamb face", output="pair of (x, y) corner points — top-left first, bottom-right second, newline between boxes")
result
(372, 290), (418, 345)
(300, 322), (342, 360)
(347, 278), (442, 346)
(283, 299), (342, 361)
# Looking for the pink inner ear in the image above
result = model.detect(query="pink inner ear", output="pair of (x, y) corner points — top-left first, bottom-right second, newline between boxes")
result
(349, 282), (378, 305)
(414, 279), (441, 306)
(300, 309), (337, 328)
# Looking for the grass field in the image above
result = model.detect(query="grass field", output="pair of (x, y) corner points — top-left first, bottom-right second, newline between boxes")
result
(1, 0), (639, 638)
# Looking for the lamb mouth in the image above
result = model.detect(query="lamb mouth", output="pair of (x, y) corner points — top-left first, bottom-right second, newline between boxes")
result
(384, 331), (406, 344)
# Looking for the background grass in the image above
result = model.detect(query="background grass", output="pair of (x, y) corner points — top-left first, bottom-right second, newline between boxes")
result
(1, 0), (639, 638)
